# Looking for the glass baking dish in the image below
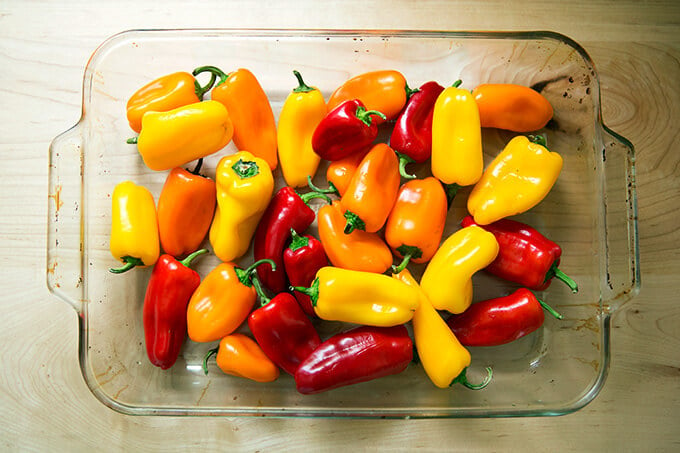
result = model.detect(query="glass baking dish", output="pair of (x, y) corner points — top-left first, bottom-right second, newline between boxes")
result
(47, 29), (639, 418)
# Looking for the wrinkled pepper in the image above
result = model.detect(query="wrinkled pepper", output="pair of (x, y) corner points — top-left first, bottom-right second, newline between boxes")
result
(294, 266), (420, 327)
(447, 288), (562, 347)
(157, 159), (216, 258)
(143, 249), (207, 369)
(203, 333), (280, 383)
(420, 226), (499, 314)
(277, 71), (327, 187)
(209, 151), (274, 263)
(325, 147), (369, 196)
(284, 229), (328, 317)
(109, 181), (160, 273)
(467, 135), (563, 225)
(472, 83), (553, 132)
(193, 66), (278, 170)
(294, 325), (413, 395)
(461, 216), (578, 292)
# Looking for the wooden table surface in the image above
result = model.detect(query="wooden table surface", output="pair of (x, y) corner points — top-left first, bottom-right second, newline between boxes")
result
(2, 1), (679, 450)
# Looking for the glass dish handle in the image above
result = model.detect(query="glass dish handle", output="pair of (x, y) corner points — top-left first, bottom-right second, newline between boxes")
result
(47, 123), (85, 314)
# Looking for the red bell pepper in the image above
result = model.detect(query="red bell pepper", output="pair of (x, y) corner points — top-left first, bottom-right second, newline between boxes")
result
(311, 99), (386, 161)
(143, 249), (207, 369)
(248, 292), (321, 375)
(254, 186), (330, 293)
(446, 288), (562, 346)
(283, 229), (328, 317)
(390, 81), (444, 179)
(294, 325), (413, 394)
(461, 216), (578, 293)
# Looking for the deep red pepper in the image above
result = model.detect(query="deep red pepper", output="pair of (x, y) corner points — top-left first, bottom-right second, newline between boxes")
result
(143, 249), (207, 370)
(294, 325), (413, 395)
(461, 215), (578, 292)
(283, 229), (328, 317)
(248, 292), (321, 375)
(254, 187), (330, 293)
(390, 81), (445, 179)
(446, 288), (562, 346)
(311, 99), (386, 161)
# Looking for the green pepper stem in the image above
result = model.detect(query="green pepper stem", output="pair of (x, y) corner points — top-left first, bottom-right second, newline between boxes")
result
(202, 347), (219, 375)
(551, 267), (578, 293)
(193, 71), (218, 100)
(307, 175), (339, 195)
(343, 210), (366, 234)
(404, 81), (420, 99)
(397, 152), (416, 179)
(391, 245), (423, 274)
(236, 258), (277, 287)
(442, 183), (460, 208)
(299, 190), (331, 205)
(192, 65), (229, 87)
(292, 70), (315, 93)
(231, 158), (260, 179)
(252, 276), (271, 306)
(451, 366), (493, 390)
(529, 134), (548, 147)
(288, 228), (309, 252)
(452, 79), (463, 88)
(355, 106), (387, 127)
(179, 248), (208, 268)
(537, 298), (563, 320)
(190, 158), (204, 175)
(109, 256), (144, 274)
(126, 137), (138, 144)
(292, 277), (320, 307)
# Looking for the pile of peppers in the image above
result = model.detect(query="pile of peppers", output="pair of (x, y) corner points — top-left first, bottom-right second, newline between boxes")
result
(108, 65), (578, 394)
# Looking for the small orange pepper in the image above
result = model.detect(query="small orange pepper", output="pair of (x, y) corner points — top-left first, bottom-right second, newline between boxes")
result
(472, 84), (553, 132)
(326, 147), (370, 197)
(203, 333), (279, 383)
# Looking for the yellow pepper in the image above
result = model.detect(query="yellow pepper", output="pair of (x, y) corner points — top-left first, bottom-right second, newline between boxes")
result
(431, 80), (483, 190)
(294, 266), (420, 327)
(109, 181), (160, 273)
(467, 135), (563, 225)
(209, 151), (274, 262)
(394, 269), (491, 389)
(420, 225), (499, 314)
(133, 100), (233, 171)
(277, 71), (326, 188)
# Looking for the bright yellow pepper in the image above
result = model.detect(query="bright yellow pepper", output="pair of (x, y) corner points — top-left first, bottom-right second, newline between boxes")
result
(109, 181), (159, 273)
(209, 151), (274, 262)
(467, 135), (563, 225)
(277, 71), (326, 188)
(134, 100), (233, 171)
(431, 80), (483, 188)
(420, 225), (499, 314)
(295, 266), (420, 327)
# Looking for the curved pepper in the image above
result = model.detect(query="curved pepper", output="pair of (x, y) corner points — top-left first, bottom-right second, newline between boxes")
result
(294, 325), (413, 395)
(157, 160), (216, 258)
(277, 71), (327, 187)
(194, 66), (278, 170)
(203, 333), (280, 383)
(295, 266), (420, 327)
(394, 269), (492, 389)
(385, 177), (448, 272)
(133, 100), (233, 171)
(420, 226), (499, 314)
(209, 151), (274, 263)
(341, 143), (401, 234)
(467, 135), (563, 225)
(109, 181), (159, 273)
(284, 230), (328, 317)
(472, 84), (553, 132)
(327, 70), (411, 122)
(325, 147), (369, 196)
(317, 201), (392, 273)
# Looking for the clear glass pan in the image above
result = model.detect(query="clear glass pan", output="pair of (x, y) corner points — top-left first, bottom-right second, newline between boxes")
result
(47, 29), (640, 418)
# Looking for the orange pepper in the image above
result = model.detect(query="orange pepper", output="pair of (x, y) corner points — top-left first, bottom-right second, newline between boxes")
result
(325, 148), (370, 197)
(203, 333), (279, 383)
(327, 70), (411, 122)
(385, 177), (448, 271)
(472, 84), (553, 132)
(341, 143), (401, 234)
(317, 201), (392, 273)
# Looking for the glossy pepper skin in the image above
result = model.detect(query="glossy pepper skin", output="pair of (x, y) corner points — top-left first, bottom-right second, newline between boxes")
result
(203, 333), (280, 383)
(109, 181), (160, 273)
(327, 70), (410, 122)
(294, 325), (413, 395)
(157, 160), (215, 258)
(431, 80), (483, 188)
(209, 151), (274, 263)
(311, 99), (385, 161)
(283, 230), (328, 317)
(194, 66), (278, 170)
(446, 288), (562, 346)
(467, 135), (563, 225)
(317, 201), (392, 273)
(295, 266), (420, 327)
(385, 177), (448, 272)
(143, 249), (207, 370)
(341, 143), (401, 234)
(461, 216), (578, 292)
(472, 84), (553, 132)
(134, 100), (233, 171)
(248, 292), (321, 375)
(326, 147), (369, 196)
(420, 226), (500, 314)
(277, 71), (327, 187)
